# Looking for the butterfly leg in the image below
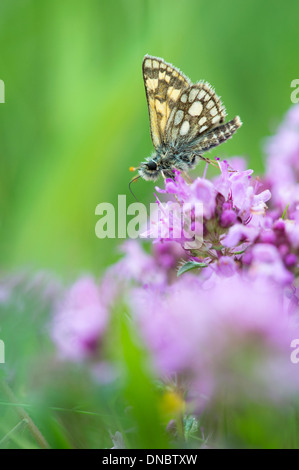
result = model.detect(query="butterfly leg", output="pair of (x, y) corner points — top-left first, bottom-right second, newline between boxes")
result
(198, 155), (218, 167)
(181, 172), (193, 184)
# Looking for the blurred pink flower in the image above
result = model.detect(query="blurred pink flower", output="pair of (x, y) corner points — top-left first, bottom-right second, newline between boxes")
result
(265, 104), (299, 216)
(131, 274), (299, 404)
(51, 276), (108, 361)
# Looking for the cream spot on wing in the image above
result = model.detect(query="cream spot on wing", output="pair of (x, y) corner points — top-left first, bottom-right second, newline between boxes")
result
(198, 116), (207, 126)
(172, 126), (179, 140)
(210, 106), (218, 116)
(197, 89), (206, 100)
(148, 98), (160, 147)
(167, 66), (172, 73)
(167, 107), (176, 124)
(168, 88), (181, 101)
(173, 71), (178, 77)
(165, 74), (171, 83)
(206, 100), (214, 109)
(147, 78), (158, 90)
(199, 125), (208, 133)
(180, 120), (190, 136)
(188, 88), (198, 102)
(144, 59), (152, 68)
(180, 93), (187, 103)
(155, 99), (165, 114)
(204, 93), (210, 101)
(160, 62), (166, 70)
(159, 71), (166, 80)
(188, 101), (203, 116)
(153, 60), (159, 69)
(212, 116), (221, 124)
(174, 110), (184, 126)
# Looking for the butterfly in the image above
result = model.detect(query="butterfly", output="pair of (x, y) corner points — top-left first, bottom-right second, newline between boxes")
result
(131, 55), (242, 182)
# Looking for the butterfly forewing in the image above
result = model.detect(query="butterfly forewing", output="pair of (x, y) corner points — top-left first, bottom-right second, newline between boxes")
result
(165, 82), (226, 145)
(142, 55), (190, 148)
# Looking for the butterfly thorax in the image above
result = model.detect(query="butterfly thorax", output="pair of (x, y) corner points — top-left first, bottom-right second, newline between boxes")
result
(139, 143), (198, 181)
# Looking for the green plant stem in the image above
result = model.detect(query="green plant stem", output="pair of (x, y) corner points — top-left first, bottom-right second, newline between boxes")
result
(0, 380), (50, 449)
(0, 419), (28, 448)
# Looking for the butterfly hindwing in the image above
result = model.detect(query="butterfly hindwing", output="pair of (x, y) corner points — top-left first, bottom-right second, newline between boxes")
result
(188, 116), (242, 154)
(165, 82), (227, 145)
(142, 55), (190, 149)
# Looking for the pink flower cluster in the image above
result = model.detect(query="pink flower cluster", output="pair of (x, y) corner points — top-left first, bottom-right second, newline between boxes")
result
(142, 159), (272, 275)
(51, 105), (299, 406)
(51, 277), (108, 361)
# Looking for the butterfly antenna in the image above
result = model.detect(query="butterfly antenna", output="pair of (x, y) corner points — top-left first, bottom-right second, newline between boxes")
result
(129, 175), (141, 202)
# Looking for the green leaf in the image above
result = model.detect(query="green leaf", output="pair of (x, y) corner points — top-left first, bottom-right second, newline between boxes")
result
(184, 415), (199, 440)
(177, 261), (208, 277)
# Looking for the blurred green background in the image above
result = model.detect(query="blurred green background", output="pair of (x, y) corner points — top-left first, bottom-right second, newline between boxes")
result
(0, 0), (298, 276)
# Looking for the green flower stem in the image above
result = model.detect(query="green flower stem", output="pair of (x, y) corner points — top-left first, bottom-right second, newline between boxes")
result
(0, 380), (50, 449)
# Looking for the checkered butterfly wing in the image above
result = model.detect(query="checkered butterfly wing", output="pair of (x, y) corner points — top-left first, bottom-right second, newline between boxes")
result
(165, 82), (227, 145)
(142, 55), (191, 149)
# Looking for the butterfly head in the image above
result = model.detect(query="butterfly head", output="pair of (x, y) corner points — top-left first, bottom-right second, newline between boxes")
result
(138, 156), (161, 181)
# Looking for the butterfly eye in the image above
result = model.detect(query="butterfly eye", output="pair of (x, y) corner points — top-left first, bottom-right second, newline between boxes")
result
(146, 160), (157, 171)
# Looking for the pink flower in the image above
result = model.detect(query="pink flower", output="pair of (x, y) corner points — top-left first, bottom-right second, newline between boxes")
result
(247, 244), (294, 285)
(265, 104), (299, 216)
(51, 277), (108, 361)
(111, 240), (167, 287)
(131, 274), (299, 404)
(189, 178), (216, 218)
(142, 161), (272, 271)
(216, 256), (237, 277)
(222, 224), (260, 247)
(220, 209), (237, 228)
